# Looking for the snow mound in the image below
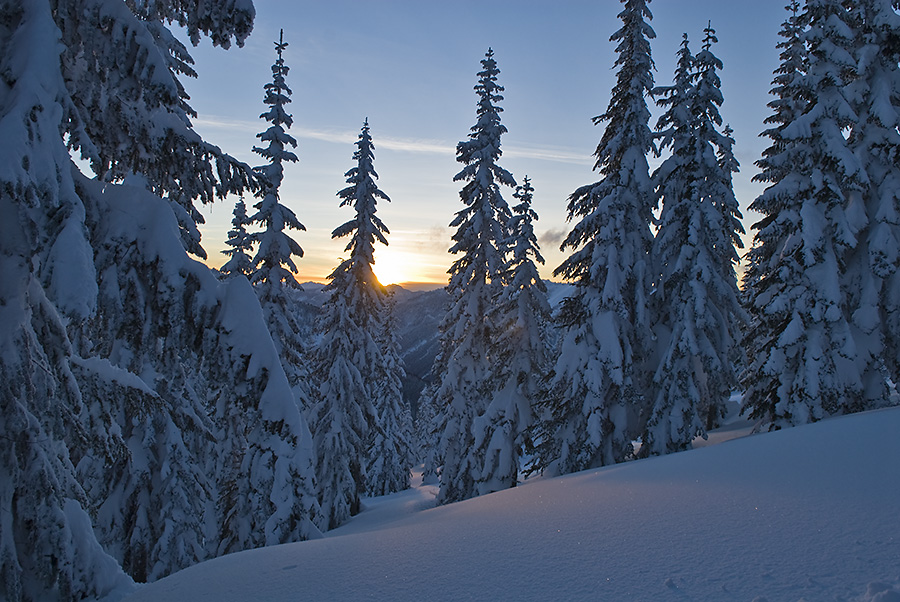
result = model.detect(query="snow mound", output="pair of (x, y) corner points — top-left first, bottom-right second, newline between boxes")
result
(125, 407), (900, 602)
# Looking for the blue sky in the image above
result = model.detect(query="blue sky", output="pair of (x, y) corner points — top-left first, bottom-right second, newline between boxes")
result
(183, 0), (786, 284)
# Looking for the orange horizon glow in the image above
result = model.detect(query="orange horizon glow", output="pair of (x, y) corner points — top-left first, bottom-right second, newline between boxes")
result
(201, 249), (447, 291)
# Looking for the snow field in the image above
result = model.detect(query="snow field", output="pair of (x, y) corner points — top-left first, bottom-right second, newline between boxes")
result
(125, 406), (900, 602)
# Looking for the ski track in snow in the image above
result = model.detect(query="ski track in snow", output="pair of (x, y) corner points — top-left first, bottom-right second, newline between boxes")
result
(123, 408), (900, 602)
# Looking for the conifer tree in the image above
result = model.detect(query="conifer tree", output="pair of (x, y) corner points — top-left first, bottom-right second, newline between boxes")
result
(532, 0), (656, 475)
(220, 198), (254, 278)
(0, 4), (133, 574)
(742, 1), (808, 423)
(211, 277), (323, 555)
(216, 32), (323, 548)
(475, 177), (551, 493)
(642, 27), (745, 456)
(245, 30), (310, 416)
(845, 0), (900, 400)
(249, 29), (306, 300)
(311, 120), (396, 527)
(743, 0), (868, 428)
(212, 55), (324, 553)
(432, 49), (516, 503)
(0, 0), (329, 595)
(1, 2), (326, 594)
(367, 294), (415, 496)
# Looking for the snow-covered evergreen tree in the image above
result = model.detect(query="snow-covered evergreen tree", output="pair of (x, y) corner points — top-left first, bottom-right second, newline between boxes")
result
(474, 177), (551, 494)
(743, 0), (869, 428)
(243, 30), (311, 419)
(210, 274), (323, 555)
(430, 48), (515, 504)
(642, 27), (745, 456)
(1, 1), (324, 594)
(367, 293), (415, 497)
(531, 0), (656, 475)
(845, 0), (900, 400)
(311, 309), (369, 530)
(248, 29), (305, 299)
(0, 4), (133, 586)
(741, 1), (808, 424)
(216, 33), (323, 548)
(220, 198), (255, 278)
(311, 120), (400, 527)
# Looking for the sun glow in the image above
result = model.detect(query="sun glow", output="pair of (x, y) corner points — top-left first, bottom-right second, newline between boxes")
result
(372, 243), (449, 288)
(373, 248), (414, 286)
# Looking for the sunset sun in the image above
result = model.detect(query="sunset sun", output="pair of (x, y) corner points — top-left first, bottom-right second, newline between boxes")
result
(373, 249), (413, 286)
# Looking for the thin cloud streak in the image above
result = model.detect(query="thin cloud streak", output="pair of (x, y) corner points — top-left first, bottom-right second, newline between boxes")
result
(378, 137), (455, 155)
(193, 116), (590, 165)
(503, 146), (592, 166)
(193, 116), (451, 153)
(192, 116), (258, 133)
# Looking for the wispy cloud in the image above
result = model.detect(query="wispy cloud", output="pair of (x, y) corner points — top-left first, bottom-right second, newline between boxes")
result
(193, 116), (591, 165)
(504, 145), (592, 166)
(192, 116), (258, 133)
(193, 116), (454, 154)
(378, 136), (455, 155)
(297, 127), (358, 145)
(193, 117), (358, 145)
(540, 228), (568, 248)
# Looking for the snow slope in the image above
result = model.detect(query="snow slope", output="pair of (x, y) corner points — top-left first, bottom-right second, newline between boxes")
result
(125, 408), (900, 602)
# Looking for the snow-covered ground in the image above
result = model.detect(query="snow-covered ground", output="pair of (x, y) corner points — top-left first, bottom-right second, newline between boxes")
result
(124, 407), (900, 602)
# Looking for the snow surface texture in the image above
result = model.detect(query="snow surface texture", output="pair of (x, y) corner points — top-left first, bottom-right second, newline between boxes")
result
(126, 407), (900, 601)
